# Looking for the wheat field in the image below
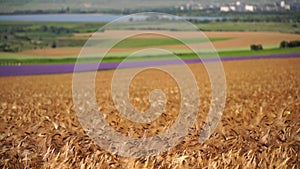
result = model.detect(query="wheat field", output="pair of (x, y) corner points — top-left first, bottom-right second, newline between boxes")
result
(0, 58), (299, 168)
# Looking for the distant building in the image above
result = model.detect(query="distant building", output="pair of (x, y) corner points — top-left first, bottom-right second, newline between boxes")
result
(191, 4), (204, 10)
(209, 4), (217, 9)
(176, 0), (296, 13)
(230, 6), (236, 11)
(265, 5), (279, 11)
(280, 1), (291, 10)
(179, 5), (185, 11)
(220, 6), (230, 12)
(280, 1), (285, 8)
(284, 4), (291, 10)
(245, 5), (255, 12)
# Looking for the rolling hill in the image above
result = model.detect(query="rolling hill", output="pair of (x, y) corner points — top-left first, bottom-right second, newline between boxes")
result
(0, 0), (289, 13)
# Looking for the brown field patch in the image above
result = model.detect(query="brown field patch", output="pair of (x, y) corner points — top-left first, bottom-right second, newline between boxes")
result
(0, 58), (299, 168)
(206, 31), (300, 49)
(15, 31), (300, 57)
(20, 48), (82, 57)
(76, 30), (300, 48)
(139, 31), (300, 50)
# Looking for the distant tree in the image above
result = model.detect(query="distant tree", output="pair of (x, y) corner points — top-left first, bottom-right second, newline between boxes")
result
(250, 44), (263, 51)
(40, 25), (48, 32)
(280, 41), (289, 48)
(66, 6), (70, 13)
(292, 24), (298, 28)
(288, 41), (300, 48)
(0, 43), (20, 52)
(280, 40), (300, 48)
(3, 35), (8, 40)
(51, 41), (57, 48)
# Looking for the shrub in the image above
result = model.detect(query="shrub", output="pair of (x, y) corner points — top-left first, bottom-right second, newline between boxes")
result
(288, 40), (300, 48)
(0, 43), (20, 52)
(51, 41), (57, 48)
(280, 41), (289, 48)
(250, 44), (263, 51)
(280, 40), (300, 48)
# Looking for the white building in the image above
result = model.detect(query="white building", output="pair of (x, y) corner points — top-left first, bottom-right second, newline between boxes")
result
(285, 4), (291, 10)
(280, 1), (286, 8)
(280, 1), (291, 10)
(220, 6), (230, 12)
(191, 4), (204, 10)
(245, 5), (255, 12)
(230, 6), (236, 11)
(179, 5), (185, 11)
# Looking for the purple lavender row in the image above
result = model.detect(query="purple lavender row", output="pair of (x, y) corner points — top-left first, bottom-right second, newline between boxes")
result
(0, 53), (299, 77)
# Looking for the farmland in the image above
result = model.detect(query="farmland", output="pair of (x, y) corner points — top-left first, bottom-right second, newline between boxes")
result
(0, 58), (299, 168)
(1, 12), (300, 169)
(1, 48), (300, 66)
(1, 29), (300, 65)
(1, 21), (299, 53)
(196, 21), (300, 34)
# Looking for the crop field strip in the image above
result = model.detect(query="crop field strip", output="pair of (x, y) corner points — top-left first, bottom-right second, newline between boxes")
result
(0, 58), (299, 168)
(1, 52), (300, 76)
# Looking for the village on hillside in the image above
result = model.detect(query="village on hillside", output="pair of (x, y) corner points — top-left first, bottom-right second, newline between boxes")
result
(176, 0), (298, 12)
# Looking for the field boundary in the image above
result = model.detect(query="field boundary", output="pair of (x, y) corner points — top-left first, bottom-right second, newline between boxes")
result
(1, 52), (300, 77)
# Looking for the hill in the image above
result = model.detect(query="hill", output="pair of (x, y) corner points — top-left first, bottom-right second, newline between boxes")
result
(0, 0), (286, 14)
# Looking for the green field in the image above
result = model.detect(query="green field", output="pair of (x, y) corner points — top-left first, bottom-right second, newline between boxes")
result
(114, 37), (231, 48)
(196, 21), (300, 34)
(217, 47), (300, 57)
(0, 21), (105, 52)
